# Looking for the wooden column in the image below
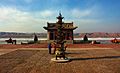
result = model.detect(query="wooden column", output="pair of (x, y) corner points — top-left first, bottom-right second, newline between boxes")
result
(47, 31), (50, 40)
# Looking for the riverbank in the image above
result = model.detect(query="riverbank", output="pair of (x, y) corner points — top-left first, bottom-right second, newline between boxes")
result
(1, 38), (120, 44)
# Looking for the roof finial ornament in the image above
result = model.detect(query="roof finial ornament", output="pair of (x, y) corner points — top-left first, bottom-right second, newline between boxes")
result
(59, 11), (62, 17)
(56, 11), (64, 23)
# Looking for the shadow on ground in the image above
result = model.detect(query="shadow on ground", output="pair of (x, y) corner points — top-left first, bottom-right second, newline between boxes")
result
(69, 56), (120, 61)
(65, 51), (86, 54)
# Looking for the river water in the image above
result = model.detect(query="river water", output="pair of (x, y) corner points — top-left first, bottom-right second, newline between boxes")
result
(0, 38), (120, 44)
(0, 38), (47, 44)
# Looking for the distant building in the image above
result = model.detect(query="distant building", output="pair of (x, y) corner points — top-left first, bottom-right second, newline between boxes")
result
(43, 13), (77, 41)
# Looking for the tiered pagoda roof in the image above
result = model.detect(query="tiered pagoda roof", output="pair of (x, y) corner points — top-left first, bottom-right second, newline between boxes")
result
(43, 13), (77, 30)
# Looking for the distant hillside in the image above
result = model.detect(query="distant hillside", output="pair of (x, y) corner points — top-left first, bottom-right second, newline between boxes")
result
(75, 32), (120, 38)
(0, 32), (47, 38)
(0, 32), (120, 38)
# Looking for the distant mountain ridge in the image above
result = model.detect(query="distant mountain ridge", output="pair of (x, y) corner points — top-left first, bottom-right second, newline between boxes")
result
(0, 32), (47, 38)
(0, 32), (120, 38)
(75, 32), (120, 38)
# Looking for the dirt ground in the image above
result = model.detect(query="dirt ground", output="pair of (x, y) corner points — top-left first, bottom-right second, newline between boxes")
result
(0, 48), (120, 73)
(0, 44), (120, 49)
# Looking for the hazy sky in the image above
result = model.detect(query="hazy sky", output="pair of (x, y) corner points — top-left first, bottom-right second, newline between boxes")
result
(0, 0), (120, 33)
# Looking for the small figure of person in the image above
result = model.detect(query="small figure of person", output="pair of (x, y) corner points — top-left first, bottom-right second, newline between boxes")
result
(9, 37), (12, 42)
(48, 43), (52, 54)
(9, 37), (13, 44)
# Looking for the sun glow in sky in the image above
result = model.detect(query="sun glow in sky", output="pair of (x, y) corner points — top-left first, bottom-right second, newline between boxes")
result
(0, 0), (120, 33)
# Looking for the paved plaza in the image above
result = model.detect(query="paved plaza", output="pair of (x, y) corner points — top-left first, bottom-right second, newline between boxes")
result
(0, 48), (120, 73)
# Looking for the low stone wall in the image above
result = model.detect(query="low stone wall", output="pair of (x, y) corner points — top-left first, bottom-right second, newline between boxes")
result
(73, 40), (92, 44)
(39, 40), (73, 44)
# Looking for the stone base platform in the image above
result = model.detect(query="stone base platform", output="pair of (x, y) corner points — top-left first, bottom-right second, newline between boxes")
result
(51, 57), (70, 63)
